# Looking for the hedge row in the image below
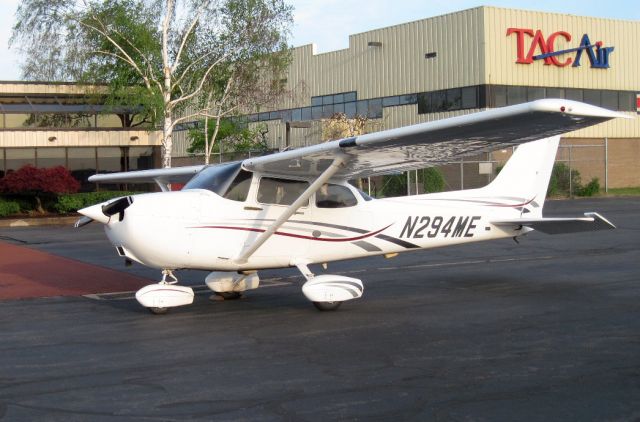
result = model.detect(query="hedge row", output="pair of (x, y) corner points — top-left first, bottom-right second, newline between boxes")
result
(54, 192), (138, 214)
(0, 191), (138, 216)
(0, 199), (21, 217)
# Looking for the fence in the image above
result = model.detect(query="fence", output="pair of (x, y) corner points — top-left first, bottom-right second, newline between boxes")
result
(173, 140), (611, 198)
(366, 140), (610, 197)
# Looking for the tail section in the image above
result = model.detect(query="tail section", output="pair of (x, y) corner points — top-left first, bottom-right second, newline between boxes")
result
(481, 136), (560, 216)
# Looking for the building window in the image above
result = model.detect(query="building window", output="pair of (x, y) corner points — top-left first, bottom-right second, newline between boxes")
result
(601, 91), (618, 110)
(311, 91), (357, 107)
(461, 86), (478, 109)
(619, 92), (636, 111)
(356, 100), (369, 117)
(546, 88), (564, 98)
(382, 96), (400, 107)
(6, 148), (35, 171)
(507, 86), (527, 105)
(527, 87), (545, 101)
(446, 88), (462, 111)
(583, 89), (601, 107)
(565, 88), (583, 102)
(128, 147), (154, 171)
(344, 102), (357, 118)
(400, 94), (418, 105)
(37, 148), (66, 168)
(368, 98), (383, 118)
(4, 114), (31, 128)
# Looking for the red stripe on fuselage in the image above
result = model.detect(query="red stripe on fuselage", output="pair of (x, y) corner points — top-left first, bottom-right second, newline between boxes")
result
(191, 225), (391, 242)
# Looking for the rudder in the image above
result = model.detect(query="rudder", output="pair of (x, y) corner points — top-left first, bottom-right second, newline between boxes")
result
(482, 136), (560, 216)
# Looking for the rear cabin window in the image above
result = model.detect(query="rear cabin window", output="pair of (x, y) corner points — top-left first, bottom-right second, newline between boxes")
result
(316, 184), (358, 208)
(258, 177), (309, 206)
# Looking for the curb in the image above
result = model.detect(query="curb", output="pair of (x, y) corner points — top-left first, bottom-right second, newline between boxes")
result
(0, 216), (79, 228)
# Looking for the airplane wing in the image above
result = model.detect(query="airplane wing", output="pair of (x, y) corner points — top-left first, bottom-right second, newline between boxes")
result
(492, 212), (616, 234)
(242, 99), (629, 179)
(88, 165), (204, 190)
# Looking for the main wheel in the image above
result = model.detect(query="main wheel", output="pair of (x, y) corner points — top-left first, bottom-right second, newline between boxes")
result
(210, 292), (243, 301)
(148, 307), (169, 315)
(313, 301), (342, 311)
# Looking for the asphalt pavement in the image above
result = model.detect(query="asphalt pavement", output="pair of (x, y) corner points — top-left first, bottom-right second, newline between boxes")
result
(0, 197), (638, 421)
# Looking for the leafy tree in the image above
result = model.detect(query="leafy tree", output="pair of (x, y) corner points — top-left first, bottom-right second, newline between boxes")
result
(11, 0), (293, 168)
(188, 118), (269, 160)
(421, 167), (445, 193)
(378, 173), (407, 197)
(0, 165), (80, 213)
(322, 113), (369, 141)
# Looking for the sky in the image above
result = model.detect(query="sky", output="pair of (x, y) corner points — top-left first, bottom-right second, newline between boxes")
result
(0, 0), (638, 81)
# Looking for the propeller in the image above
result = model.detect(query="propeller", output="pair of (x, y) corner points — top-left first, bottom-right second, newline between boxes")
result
(74, 216), (93, 228)
(102, 196), (133, 222)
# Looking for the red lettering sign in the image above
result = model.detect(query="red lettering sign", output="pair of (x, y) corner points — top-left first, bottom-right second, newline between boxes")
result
(506, 28), (612, 69)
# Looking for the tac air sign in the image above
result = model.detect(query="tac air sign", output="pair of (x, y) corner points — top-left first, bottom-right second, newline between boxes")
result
(506, 28), (614, 68)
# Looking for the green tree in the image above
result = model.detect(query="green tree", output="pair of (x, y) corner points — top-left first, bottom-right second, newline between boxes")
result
(188, 119), (269, 160)
(11, 0), (293, 168)
(421, 167), (445, 193)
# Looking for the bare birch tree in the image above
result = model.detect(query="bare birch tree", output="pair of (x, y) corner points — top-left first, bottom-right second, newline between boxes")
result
(11, 0), (292, 168)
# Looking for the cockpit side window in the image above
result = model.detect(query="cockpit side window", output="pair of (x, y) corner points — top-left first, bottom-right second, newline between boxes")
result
(258, 177), (309, 206)
(223, 170), (252, 202)
(316, 184), (358, 208)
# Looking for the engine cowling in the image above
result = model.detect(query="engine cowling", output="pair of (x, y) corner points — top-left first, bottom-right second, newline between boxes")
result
(302, 275), (363, 303)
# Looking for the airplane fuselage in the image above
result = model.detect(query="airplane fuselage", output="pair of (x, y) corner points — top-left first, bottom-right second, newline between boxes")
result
(103, 180), (526, 272)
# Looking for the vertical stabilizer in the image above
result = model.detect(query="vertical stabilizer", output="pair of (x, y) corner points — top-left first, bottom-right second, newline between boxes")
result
(483, 136), (560, 216)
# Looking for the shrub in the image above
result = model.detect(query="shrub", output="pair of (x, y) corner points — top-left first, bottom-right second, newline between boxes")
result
(0, 165), (80, 213)
(0, 165), (80, 194)
(378, 174), (407, 197)
(422, 167), (445, 193)
(547, 162), (583, 197)
(576, 177), (601, 197)
(0, 199), (21, 217)
(54, 191), (137, 214)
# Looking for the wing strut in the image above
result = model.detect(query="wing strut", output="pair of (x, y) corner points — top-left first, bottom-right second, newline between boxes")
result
(234, 154), (349, 264)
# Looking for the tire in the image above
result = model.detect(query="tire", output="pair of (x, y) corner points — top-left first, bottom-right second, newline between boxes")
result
(218, 292), (242, 300)
(148, 307), (169, 315)
(313, 301), (342, 311)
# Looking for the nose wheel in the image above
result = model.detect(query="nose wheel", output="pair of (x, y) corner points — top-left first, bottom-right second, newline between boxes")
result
(135, 270), (194, 314)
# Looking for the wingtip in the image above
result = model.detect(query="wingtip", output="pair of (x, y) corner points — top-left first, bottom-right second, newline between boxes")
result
(530, 98), (630, 120)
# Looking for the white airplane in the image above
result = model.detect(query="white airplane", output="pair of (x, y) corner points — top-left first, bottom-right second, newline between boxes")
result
(77, 99), (627, 314)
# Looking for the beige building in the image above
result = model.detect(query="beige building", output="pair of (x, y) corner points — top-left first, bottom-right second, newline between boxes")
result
(1, 6), (638, 191)
(220, 6), (639, 190)
(0, 82), (163, 190)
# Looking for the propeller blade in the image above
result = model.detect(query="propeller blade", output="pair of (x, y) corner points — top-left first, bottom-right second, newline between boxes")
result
(102, 196), (133, 218)
(74, 216), (93, 228)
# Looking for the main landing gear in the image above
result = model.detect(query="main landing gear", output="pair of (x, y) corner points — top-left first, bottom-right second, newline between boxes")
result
(134, 267), (365, 314)
(295, 263), (364, 311)
(134, 270), (194, 315)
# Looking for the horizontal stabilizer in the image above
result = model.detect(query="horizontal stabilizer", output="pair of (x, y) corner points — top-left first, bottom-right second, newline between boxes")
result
(492, 212), (615, 234)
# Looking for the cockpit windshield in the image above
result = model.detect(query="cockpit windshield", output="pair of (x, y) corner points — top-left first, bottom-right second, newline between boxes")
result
(182, 161), (249, 199)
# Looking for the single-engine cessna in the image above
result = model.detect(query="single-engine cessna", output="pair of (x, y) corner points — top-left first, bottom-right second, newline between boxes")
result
(77, 99), (628, 314)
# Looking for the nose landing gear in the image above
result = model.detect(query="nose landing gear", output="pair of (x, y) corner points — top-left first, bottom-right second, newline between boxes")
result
(135, 269), (194, 315)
